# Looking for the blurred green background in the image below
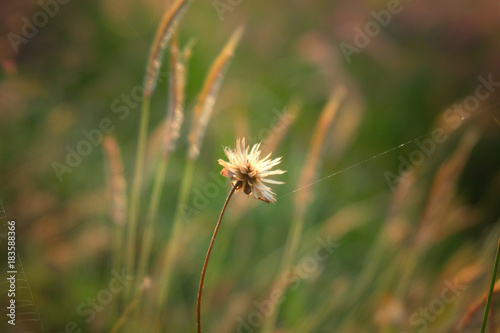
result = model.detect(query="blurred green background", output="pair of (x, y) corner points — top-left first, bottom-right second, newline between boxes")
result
(1, 0), (500, 332)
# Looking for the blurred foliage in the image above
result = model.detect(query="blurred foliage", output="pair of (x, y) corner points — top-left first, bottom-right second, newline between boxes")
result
(1, 0), (500, 332)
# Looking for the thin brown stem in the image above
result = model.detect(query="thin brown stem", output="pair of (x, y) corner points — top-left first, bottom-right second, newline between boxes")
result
(197, 181), (240, 333)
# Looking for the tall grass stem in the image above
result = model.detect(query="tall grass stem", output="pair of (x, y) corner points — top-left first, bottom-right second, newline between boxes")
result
(125, 96), (151, 301)
(480, 236), (500, 333)
(136, 156), (170, 290)
(156, 159), (195, 308)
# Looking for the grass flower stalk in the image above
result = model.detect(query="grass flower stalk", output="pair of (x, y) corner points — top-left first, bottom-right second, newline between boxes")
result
(282, 88), (344, 268)
(136, 34), (189, 294)
(124, 0), (189, 302)
(125, 97), (150, 300)
(103, 135), (128, 322)
(103, 136), (127, 273)
(156, 158), (195, 304)
(188, 25), (243, 160)
(154, 27), (243, 316)
(262, 88), (344, 333)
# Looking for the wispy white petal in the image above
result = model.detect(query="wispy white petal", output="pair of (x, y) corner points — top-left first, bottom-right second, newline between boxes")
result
(261, 178), (285, 184)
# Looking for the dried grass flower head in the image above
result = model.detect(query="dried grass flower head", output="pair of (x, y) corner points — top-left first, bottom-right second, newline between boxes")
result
(218, 138), (286, 203)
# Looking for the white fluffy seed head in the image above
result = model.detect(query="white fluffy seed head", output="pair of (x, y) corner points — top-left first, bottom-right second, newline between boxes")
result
(218, 138), (285, 203)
